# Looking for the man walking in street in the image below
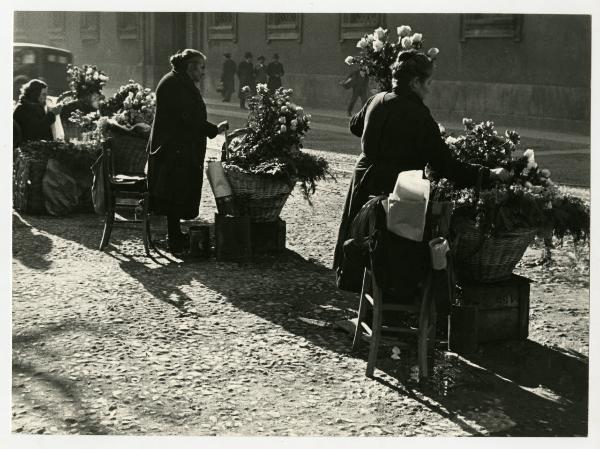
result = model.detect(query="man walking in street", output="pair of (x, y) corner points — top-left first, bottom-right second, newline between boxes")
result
(237, 51), (255, 109)
(220, 52), (236, 102)
(255, 55), (268, 85)
(267, 53), (285, 91)
(340, 67), (369, 116)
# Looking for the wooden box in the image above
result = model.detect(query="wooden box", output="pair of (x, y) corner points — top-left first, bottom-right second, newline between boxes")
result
(459, 274), (530, 343)
(250, 219), (286, 254)
(214, 213), (251, 262)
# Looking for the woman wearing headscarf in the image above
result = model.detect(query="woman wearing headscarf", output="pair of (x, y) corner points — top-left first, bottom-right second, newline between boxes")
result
(146, 49), (228, 253)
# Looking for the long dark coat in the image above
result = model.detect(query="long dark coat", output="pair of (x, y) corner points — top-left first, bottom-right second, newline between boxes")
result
(237, 60), (255, 97)
(13, 100), (56, 142)
(221, 59), (237, 97)
(266, 61), (285, 90)
(333, 86), (490, 270)
(146, 70), (218, 219)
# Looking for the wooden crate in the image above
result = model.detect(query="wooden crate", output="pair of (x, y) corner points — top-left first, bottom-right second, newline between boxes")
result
(459, 274), (530, 343)
(250, 219), (286, 253)
(214, 213), (251, 263)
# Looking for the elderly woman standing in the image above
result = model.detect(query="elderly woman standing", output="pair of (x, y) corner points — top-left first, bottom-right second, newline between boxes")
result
(146, 49), (228, 253)
(13, 79), (63, 143)
(333, 49), (511, 287)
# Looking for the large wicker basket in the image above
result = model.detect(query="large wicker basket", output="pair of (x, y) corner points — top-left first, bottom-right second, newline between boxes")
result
(452, 217), (537, 283)
(13, 148), (48, 214)
(223, 165), (295, 222)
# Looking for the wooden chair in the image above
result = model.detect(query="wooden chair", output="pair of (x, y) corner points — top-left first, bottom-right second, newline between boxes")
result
(98, 126), (166, 259)
(352, 201), (454, 380)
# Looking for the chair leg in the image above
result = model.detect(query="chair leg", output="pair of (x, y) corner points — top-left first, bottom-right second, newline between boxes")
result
(352, 268), (370, 351)
(141, 195), (151, 257)
(99, 197), (116, 251)
(366, 274), (382, 378)
(418, 270), (435, 380)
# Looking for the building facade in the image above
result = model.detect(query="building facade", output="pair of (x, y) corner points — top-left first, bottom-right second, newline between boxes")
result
(14, 11), (591, 133)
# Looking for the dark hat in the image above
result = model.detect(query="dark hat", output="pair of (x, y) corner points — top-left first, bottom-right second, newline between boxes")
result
(223, 52), (231, 58)
(257, 55), (265, 62)
(244, 51), (253, 59)
(273, 53), (279, 59)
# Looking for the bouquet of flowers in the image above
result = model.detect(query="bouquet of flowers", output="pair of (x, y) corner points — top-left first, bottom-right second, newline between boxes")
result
(224, 84), (331, 199)
(345, 25), (439, 92)
(429, 119), (589, 243)
(99, 80), (156, 126)
(65, 64), (109, 99)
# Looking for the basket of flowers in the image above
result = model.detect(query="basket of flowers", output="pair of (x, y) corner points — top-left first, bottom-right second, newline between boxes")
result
(221, 84), (331, 222)
(429, 119), (589, 283)
(345, 24), (438, 92)
(58, 64), (109, 140)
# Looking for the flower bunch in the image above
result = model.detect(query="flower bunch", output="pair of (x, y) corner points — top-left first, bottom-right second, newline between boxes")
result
(429, 119), (589, 242)
(345, 25), (439, 92)
(65, 64), (109, 99)
(224, 85), (331, 199)
(99, 80), (156, 126)
(68, 110), (101, 132)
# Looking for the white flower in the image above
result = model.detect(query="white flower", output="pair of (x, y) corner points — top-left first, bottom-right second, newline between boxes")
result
(366, 34), (375, 43)
(397, 25), (412, 38)
(291, 119), (298, 127)
(427, 47), (440, 58)
(401, 36), (412, 50)
(278, 117), (286, 123)
(93, 72), (99, 80)
(373, 27), (386, 40)
(445, 136), (458, 146)
(296, 106), (303, 114)
(356, 38), (369, 49)
(411, 33), (423, 44)
(524, 181), (534, 189)
(523, 149), (535, 160)
(305, 114), (312, 120)
(281, 106), (288, 113)
(345, 56), (355, 65)
(531, 185), (543, 194)
(280, 125), (287, 133)
(527, 160), (538, 170)
(438, 123), (446, 134)
(86, 67), (93, 75)
(372, 40), (384, 52)
(256, 83), (268, 93)
(541, 168), (551, 178)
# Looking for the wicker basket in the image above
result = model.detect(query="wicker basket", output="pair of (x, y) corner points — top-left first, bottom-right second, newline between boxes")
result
(453, 217), (537, 283)
(13, 148), (48, 215)
(223, 165), (295, 222)
(107, 126), (149, 175)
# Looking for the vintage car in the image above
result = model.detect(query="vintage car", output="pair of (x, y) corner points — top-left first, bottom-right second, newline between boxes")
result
(13, 42), (73, 100)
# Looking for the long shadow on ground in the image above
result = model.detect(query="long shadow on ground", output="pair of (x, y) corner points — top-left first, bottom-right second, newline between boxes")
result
(114, 246), (588, 437)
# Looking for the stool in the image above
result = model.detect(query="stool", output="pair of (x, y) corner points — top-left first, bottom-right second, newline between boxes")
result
(352, 237), (452, 380)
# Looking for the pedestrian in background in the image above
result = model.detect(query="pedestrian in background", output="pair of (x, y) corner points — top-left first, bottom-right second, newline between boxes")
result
(237, 51), (255, 109)
(220, 52), (237, 102)
(255, 55), (268, 85)
(340, 67), (370, 117)
(146, 49), (228, 253)
(267, 53), (284, 90)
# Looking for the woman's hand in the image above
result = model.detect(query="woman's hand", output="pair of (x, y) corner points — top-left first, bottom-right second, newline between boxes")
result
(490, 167), (512, 183)
(49, 104), (63, 115)
(217, 121), (229, 134)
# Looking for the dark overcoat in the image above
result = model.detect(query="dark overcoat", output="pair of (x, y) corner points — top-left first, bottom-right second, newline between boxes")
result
(13, 100), (56, 142)
(221, 59), (237, 95)
(146, 70), (218, 219)
(266, 61), (285, 90)
(333, 86), (490, 270)
(237, 61), (255, 96)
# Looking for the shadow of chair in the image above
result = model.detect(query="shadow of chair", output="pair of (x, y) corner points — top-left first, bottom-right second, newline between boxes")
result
(98, 124), (168, 261)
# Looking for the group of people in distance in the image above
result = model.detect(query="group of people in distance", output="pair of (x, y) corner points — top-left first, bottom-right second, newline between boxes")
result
(219, 52), (285, 109)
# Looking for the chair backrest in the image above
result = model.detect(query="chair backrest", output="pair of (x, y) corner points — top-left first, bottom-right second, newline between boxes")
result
(107, 128), (148, 176)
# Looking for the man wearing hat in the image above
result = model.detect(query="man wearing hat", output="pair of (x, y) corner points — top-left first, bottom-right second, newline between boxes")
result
(254, 56), (268, 85)
(237, 51), (255, 109)
(220, 52), (237, 102)
(267, 53), (285, 90)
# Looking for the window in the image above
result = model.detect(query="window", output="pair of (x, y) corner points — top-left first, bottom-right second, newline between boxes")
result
(117, 12), (138, 39)
(339, 13), (384, 41)
(266, 13), (302, 42)
(49, 11), (66, 40)
(14, 12), (27, 41)
(207, 12), (237, 42)
(460, 14), (523, 41)
(80, 12), (100, 41)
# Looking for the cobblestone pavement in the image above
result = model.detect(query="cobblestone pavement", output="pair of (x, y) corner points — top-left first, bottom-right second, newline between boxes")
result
(11, 143), (590, 437)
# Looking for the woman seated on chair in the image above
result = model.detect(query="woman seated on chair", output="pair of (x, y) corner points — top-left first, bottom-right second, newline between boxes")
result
(13, 79), (63, 143)
(146, 49), (228, 253)
(333, 49), (511, 295)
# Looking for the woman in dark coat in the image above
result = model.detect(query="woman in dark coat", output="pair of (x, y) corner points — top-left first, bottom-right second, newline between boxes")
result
(146, 49), (228, 252)
(13, 79), (63, 143)
(333, 50), (510, 281)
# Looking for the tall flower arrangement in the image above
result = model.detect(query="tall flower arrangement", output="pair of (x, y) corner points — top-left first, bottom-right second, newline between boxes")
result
(345, 25), (439, 92)
(64, 64), (109, 99)
(99, 80), (156, 126)
(224, 84), (331, 199)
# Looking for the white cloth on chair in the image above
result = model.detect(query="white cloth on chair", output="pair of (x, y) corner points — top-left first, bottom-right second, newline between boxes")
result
(384, 170), (430, 242)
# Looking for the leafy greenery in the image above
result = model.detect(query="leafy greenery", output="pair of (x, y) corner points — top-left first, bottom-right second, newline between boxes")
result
(223, 85), (332, 200)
